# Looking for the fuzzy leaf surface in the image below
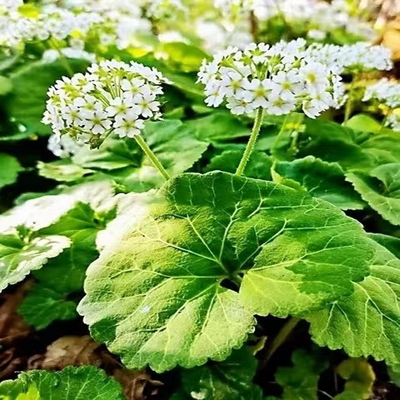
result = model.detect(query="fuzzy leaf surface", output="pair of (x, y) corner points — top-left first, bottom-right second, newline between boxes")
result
(275, 156), (365, 210)
(79, 172), (373, 371)
(306, 240), (400, 365)
(347, 163), (400, 225)
(0, 366), (125, 399)
(0, 233), (70, 291)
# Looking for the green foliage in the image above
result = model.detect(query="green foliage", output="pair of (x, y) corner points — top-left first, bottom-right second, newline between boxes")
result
(0, 231), (70, 291)
(6, 59), (90, 135)
(268, 349), (328, 400)
(173, 347), (263, 400)
(306, 240), (400, 365)
(1, 3), (400, 397)
(0, 153), (23, 188)
(347, 163), (400, 225)
(274, 156), (365, 210)
(79, 171), (374, 372)
(334, 358), (375, 400)
(0, 366), (125, 399)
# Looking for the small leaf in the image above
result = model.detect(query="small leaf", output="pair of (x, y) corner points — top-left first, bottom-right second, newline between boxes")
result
(37, 160), (93, 182)
(18, 285), (77, 329)
(344, 114), (382, 134)
(274, 156), (365, 210)
(0, 180), (116, 234)
(19, 202), (111, 328)
(176, 347), (263, 400)
(306, 240), (400, 365)
(0, 366), (125, 399)
(79, 172), (373, 372)
(346, 163), (400, 225)
(0, 153), (23, 189)
(334, 358), (375, 400)
(0, 233), (70, 291)
(273, 349), (328, 400)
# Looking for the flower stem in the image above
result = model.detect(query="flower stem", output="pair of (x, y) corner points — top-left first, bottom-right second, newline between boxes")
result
(134, 135), (170, 181)
(49, 38), (74, 76)
(344, 79), (356, 123)
(236, 108), (265, 176)
(257, 317), (301, 373)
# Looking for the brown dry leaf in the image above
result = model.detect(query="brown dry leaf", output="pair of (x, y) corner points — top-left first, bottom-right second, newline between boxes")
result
(113, 369), (162, 400)
(0, 280), (33, 347)
(29, 335), (103, 370)
(0, 348), (25, 380)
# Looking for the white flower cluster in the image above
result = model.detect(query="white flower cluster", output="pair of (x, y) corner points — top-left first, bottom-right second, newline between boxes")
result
(144, 0), (187, 20)
(0, 2), (103, 48)
(43, 60), (169, 146)
(197, 40), (343, 118)
(215, 0), (376, 42)
(304, 42), (393, 74)
(254, 0), (376, 40)
(0, 0), (152, 51)
(363, 79), (400, 132)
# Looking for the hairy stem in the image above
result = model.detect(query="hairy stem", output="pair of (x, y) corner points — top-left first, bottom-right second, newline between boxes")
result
(236, 108), (265, 176)
(257, 317), (301, 373)
(134, 135), (170, 181)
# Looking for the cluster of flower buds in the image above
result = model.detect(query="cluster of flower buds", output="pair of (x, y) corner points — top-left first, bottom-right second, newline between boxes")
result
(363, 79), (400, 132)
(43, 60), (169, 147)
(197, 40), (344, 118)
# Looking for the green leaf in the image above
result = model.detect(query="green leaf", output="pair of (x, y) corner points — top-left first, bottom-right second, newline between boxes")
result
(205, 150), (273, 180)
(37, 160), (93, 182)
(18, 285), (78, 329)
(161, 42), (209, 72)
(0, 232), (70, 291)
(0, 366), (125, 399)
(273, 349), (328, 400)
(18, 202), (111, 329)
(79, 172), (373, 372)
(274, 156), (365, 210)
(306, 240), (400, 365)
(346, 163), (400, 225)
(144, 120), (209, 176)
(334, 358), (375, 400)
(297, 119), (400, 172)
(7, 59), (90, 134)
(0, 153), (23, 188)
(344, 114), (382, 134)
(368, 233), (400, 259)
(0, 180), (116, 234)
(58, 120), (208, 190)
(0, 76), (12, 96)
(184, 112), (250, 142)
(176, 347), (263, 400)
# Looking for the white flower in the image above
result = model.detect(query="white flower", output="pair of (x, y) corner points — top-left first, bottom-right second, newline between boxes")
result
(42, 60), (168, 147)
(114, 112), (145, 138)
(198, 40), (342, 118)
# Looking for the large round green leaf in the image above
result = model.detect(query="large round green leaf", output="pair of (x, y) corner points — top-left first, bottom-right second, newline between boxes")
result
(79, 172), (373, 372)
